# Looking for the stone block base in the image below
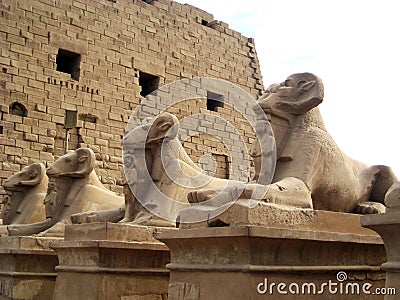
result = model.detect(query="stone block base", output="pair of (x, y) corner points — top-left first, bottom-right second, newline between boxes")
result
(158, 210), (387, 300)
(362, 211), (400, 300)
(51, 223), (172, 300)
(0, 236), (60, 300)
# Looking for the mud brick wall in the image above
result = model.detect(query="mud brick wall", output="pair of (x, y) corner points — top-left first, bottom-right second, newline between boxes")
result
(166, 96), (257, 181)
(133, 77), (258, 181)
(0, 0), (264, 200)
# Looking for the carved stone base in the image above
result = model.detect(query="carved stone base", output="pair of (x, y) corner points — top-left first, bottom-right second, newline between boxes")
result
(51, 223), (172, 300)
(0, 236), (60, 300)
(157, 211), (387, 300)
(179, 201), (368, 230)
(362, 211), (400, 300)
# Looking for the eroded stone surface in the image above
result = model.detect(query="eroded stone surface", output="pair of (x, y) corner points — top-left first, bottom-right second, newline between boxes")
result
(64, 222), (173, 244)
(182, 73), (400, 221)
(0, 236), (60, 300)
(0, 0), (264, 203)
(362, 211), (400, 300)
(158, 213), (386, 300)
(257, 73), (398, 214)
(51, 223), (171, 300)
(1, 163), (47, 225)
(4, 148), (124, 237)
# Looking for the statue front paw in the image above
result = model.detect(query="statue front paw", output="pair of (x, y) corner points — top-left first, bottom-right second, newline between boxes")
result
(71, 212), (102, 224)
(188, 190), (211, 203)
(354, 201), (386, 214)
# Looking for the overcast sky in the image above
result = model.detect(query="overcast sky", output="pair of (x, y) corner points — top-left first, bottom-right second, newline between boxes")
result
(176, 0), (400, 177)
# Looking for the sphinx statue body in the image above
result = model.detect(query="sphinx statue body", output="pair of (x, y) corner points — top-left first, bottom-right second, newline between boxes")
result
(189, 73), (399, 214)
(1, 148), (124, 236)
(255, 73), (397, 213)
(71, 112), (313, 226)
(1, 163), (48, 225)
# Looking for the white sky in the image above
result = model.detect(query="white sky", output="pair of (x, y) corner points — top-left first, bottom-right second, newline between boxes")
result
(176, 0), (400, 177)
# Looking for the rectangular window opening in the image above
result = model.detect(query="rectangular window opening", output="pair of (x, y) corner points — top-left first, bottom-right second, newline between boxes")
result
(56, 49), (81, 81)
(207, 91), (224, 112)
(212, 153), (230, 179)
(139, 71), (160, 97)
(64, 110), (78, 129)
(201, 19), (218, 29)
(201, 19), (209, 26)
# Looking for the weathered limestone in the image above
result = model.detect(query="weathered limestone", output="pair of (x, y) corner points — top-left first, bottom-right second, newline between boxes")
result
(72, 71), (400, 229)
(0, 0), (263, 199)
(361, 182), (400, 299)
(44, 148), (124, 222)
(3, 148), (124, 236)
(191, 73), (399, 215)
(179, 201), (315, 229)
(0, 236), (60, 300)
(71, 112), (312, 226)
(1, 0), (396, 298)
(257, 73), (398, 214)
(157, 209), (386, 300)
(51, 223), (171, 300)
(1, 163), (47, 225)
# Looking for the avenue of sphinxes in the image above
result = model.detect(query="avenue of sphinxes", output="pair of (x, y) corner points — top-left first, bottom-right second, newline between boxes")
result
(1, 1), (400, 299)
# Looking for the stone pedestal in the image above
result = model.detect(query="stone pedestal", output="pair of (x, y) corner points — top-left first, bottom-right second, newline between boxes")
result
(0, 236), (60, 300)
(157, 206), (387, 300)
(51, 223), (172, 300)
(362, 211), (400, 299)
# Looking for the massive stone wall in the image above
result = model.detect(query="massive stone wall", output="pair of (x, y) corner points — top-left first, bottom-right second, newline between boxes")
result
(0, 0), (264, 199)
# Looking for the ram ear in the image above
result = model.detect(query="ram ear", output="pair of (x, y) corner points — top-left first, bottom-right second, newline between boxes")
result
(75, 148), (95, 177)
(299, 80), (316, 93)
(19, 163), (45, 186)
(147, 113), (179, 144)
